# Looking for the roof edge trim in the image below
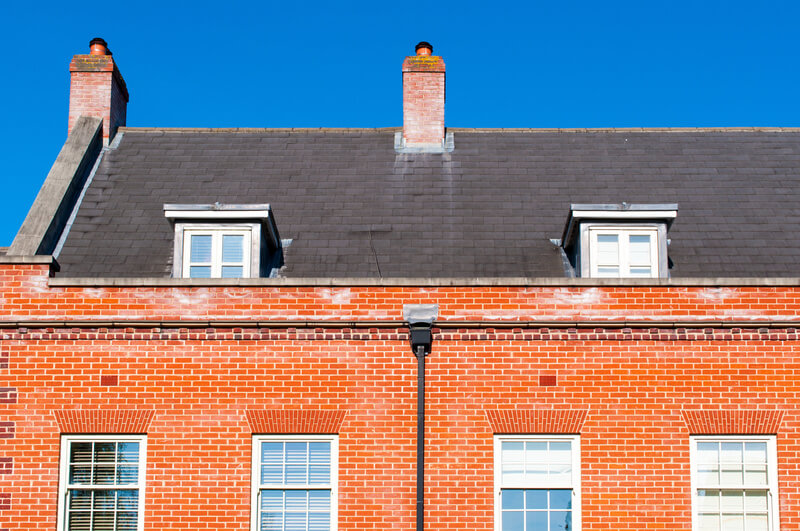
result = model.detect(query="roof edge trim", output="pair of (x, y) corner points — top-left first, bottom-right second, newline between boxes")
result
(46, 276), (800, 288)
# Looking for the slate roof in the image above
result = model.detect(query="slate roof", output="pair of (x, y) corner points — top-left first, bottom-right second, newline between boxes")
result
(55, 128), (800, 278)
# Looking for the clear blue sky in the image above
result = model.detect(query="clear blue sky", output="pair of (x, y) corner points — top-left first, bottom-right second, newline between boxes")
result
(2, 1), (798, 246)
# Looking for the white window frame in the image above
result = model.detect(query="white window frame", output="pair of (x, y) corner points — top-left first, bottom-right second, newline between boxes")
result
(494, 434), (581, 531)
(251, 434), (339, 531)
(57, 434), (147, 531)
(690, 435), (780, 531)
(180, 225), (254, 279)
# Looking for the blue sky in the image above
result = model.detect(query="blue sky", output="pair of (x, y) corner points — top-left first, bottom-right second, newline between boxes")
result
(1, 1), (798, 245)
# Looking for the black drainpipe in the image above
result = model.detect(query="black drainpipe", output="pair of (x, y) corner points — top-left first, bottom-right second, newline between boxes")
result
(406, 304), (436, 531)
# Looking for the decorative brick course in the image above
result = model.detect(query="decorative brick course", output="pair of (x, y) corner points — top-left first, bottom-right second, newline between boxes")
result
(681, 410), (785, 434)
(0, 388), (17, 404)
(486, 409), (589, 434)
(54, 410), (155, 434)
(245, 410), (346, 434)
(0, 457), (12, 475)
(0, 422), (14, 439)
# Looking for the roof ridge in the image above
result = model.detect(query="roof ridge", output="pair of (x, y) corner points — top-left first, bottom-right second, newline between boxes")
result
(118, 126), (800, 134)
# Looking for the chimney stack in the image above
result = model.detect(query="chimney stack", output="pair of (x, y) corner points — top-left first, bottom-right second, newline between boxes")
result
(402, 42), (445, 149)
(68, 38), (129, 144)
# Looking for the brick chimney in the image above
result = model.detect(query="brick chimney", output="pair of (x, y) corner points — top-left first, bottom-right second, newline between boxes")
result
(68, 38), (129, 144)
(402, 42), (445, 148)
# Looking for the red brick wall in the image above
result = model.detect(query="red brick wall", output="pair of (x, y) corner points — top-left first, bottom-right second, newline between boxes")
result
(2, 263), (800, 530)
(402, 55), (445, 146)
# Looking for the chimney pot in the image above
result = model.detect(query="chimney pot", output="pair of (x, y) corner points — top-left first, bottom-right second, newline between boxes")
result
(89, 37), (110, 55)
(415, 41), (433, 56)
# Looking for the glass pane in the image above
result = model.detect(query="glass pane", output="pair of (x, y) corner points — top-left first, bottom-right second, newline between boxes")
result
(548, 463), (572, 481)
(68, 490), (93, 510)
(70, 442), (93, 463)
(503, 460), (524, 482)
(697, 442), (719, 465)
(117, 490), (138, 511)
(502, 489), (524, 510)
(94, 465), (116, 485)
(697, 489), (719, 512)
(308, 490), (330, 512)
(744, 443), (767, 464)
(117, 465), (138, 484)
(720, 490), (743, 512)
(190, 234), (212, 263)
(549, 490), (572, 511)
(286, 442), (308, 484)
(189, 266), (211, 278)
(118, 442), (139, 463)
(525, 442), (547, 464)
(629, 266), (652, 277)
(261, 490), (284, 511)
(308, 443), (331, 483)
(745, 465), (768, 486)
(95, 442), (116, 462)
(503, 442), (525, 463)
(549, 511), (571, 531)
(285, 490), (307, 510)
(221, 265), (244, 278)
(720, 513), (744, 531)
(222, 234), (244, 262)
(597, 266), (620, 276)
(502, 510), (523, 531)
(67, 511), (92, 531)
(721, 443), (743, 464)
(596, 234), (619, 265)
(744, 490), (768, 512)
(92, 511), (115, 531)
(525, 462), (547, 479)
(526, 512), (547, 531)
(525, 490), (547, 510)
(721, 467), (743, 485)
(697, 466), (719, 485)
(698, 513), (720, 531)
(117, 512), (138, 531)
(745, 514), (768, 531)
(94, 490), (115, 510)
(69, 465), (92, 484)
(628, 234), (652, 266)
(261, 442), (284, 484)
(549, 442), (572, 463)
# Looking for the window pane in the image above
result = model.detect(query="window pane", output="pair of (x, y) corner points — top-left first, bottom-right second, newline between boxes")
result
(222, 234), (244, 262)
(628, 234), (652, 266)
(117, 465), (138, 485)
(309, 490), (331, 531)
(117, 490), (138, 511)
(94, 464), (116, 485)
(629, 266), (652, 277)
(117, 512), (138, 531)
(745, 514), (768, 531)
(190, 234), (212, 263)
(721, 443), (743, 464)
(526, 512), (547, 531)
(67, 511), (92, 531)
(190, 266), (211, 278)
(549, 511), (571, 531)
(720, 513), (744, 531)
(697, 490), (720, 512)
(720, 490), (743, 512)
(697, 442), (719, 464)
(309, 442), (331, 483)
(698, 513), (720, 531)
(744, 490), (768, 512)
(525, 490), (547, 510)
(502, 510), (524, 531)
(502, 441), (524, 482)
(596, 266), (620, 276)
(502, 489), (524, 510)
(286, 442), (309, 484)
(221, 266), (244, 278)
(118, 442), (139, 463)
(68, 490), (93, 510)
(596, 234), (619, 265)
(744, 443), (767, 464)
(69, 464), (92, 484)
(549, 490), (572, 511)
(92, 511), (115, 531)
(261, 442), (284, 484)
(70, 442), (93, 463)
(745, 465), (767, 485)
(94, 490), (115, 510)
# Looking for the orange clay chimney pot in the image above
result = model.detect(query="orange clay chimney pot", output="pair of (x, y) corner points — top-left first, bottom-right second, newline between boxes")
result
(415, 41), (433, 56)
(89, 38), (109, 55)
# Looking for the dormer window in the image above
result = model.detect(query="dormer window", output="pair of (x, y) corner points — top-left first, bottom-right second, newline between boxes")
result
(561, 204), (677, 279)
(164, 204), (282, 279)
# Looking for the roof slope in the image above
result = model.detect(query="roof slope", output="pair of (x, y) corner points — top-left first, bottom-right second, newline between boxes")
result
(55, 129), (800, 278)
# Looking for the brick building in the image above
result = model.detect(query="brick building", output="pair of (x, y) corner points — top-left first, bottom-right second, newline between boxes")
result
(2, 39), (800, 531)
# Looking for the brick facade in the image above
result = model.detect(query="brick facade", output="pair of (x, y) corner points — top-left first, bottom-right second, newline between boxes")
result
(402, 54), (445, 146)
(2, 263), (800, 529)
